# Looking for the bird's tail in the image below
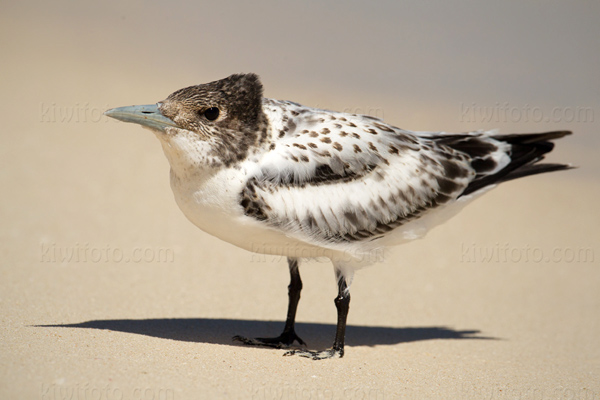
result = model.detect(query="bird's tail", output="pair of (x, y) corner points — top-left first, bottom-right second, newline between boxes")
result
(433, 130), (573, 196)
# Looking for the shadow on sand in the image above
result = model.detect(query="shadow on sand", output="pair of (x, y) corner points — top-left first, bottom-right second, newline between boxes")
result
(38, 318), (495, 349)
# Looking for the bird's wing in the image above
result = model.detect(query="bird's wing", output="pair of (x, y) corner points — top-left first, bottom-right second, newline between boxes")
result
(240, 108), (476, 245)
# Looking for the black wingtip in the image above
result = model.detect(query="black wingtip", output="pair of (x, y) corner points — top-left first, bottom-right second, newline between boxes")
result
(501, 162), (575, 182)
(458, 130), (573, 197)
(492, 130), (572, 144)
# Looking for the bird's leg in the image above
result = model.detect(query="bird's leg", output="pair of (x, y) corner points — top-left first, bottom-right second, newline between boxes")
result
(284, 267), (352, 360)
(233, 258), (306, 348)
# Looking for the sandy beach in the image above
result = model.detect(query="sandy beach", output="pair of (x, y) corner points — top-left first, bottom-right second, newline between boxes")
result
(2, 2), (599, 399)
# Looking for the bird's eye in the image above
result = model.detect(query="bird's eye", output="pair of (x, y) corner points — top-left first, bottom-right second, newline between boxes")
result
(203, 107), (220, 121)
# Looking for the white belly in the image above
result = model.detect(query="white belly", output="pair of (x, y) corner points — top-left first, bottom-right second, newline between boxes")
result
(169, 167), (328, 258)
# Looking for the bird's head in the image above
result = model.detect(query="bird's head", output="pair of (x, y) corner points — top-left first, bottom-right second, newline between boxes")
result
(105, 73), (268, 171)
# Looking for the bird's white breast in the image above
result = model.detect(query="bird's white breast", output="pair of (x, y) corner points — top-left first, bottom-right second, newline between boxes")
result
(168, 165), (329, 258)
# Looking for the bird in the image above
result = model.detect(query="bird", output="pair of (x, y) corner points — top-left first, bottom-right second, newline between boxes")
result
(104, 73), (572, 360)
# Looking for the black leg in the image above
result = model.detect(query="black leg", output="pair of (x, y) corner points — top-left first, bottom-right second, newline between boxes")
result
(279, 257), (305, 344)
(233, 258), (306, 348)
(284, 269), (351, 360)
(331, 275), (350, 356)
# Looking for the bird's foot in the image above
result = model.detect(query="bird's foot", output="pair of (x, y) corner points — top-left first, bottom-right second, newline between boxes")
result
(283, 347), (344, 360)
(233, 330), (306, 349)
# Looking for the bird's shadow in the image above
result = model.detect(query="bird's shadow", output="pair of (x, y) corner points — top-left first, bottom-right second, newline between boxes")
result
(37, 318), (495, 348)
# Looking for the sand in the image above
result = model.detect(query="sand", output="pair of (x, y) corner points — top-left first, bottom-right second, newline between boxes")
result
(2, 2), (599, 398)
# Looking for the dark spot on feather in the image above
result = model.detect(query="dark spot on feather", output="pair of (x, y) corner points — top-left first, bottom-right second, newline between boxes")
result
(351, 132), (361, 139)
(445, 138), (498, 158)
(320, 137), (332, 144)
(344, 210), (360, 227)
(471, 157), (498, 174)
(366, 128), (378, 135)
(303, 214), (317, 230)
(441, 159), (469, 179)
(333, 142), (343, 151)
(300, 154), (309, 162)
(348, 122), (357, 127)
(340, 131), (349, 137)
(313, 165), (344, 183)
(353, 144), (362, 153)
(321, 127), (330, 134)
(293, 143), (307, 150)
(278, 130), (285, 138)
(309, 131), (319, 138)
(269, 143), (276, 150)
(436, 176), (460, 194)
(393, 135), (419, 145)
(307, 142), (318, 149)
(435, 193), (452, 204)
(287, 121), (297, 134)
(388, 145), (399, 155)
(374, 122), (394, 132)
(240, 179), (268, 221)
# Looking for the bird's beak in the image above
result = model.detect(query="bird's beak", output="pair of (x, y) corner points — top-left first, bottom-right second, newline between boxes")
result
(104, 104), (178, 132)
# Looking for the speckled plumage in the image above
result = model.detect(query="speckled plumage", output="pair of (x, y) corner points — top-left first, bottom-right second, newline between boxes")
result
(105, 73), (572, 359)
